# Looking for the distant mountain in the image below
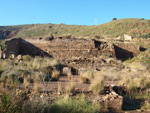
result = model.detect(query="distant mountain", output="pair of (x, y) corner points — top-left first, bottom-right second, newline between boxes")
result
(0, 18), (150, 39)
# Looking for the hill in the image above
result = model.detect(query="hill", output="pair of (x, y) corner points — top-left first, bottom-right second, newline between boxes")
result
(0, 18), (150, 39)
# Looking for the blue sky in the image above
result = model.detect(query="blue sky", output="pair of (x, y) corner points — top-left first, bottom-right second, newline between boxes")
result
(0, 0), (150, 26)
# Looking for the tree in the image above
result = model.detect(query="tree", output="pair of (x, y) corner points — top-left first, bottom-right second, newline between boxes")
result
(112, 18), (117, 21)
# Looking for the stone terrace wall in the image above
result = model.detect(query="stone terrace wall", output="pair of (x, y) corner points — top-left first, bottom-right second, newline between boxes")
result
(4, 37), (141, 70)
(22, 37), (116, 70)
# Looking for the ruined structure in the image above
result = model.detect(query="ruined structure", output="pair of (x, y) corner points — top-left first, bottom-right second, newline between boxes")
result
(114, 43), (140, 60)
(3, 37), (141, 71)
(124, 34), (133, 41)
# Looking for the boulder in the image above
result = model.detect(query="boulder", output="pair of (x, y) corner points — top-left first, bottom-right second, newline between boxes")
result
(16, 55), (23, 61)
(63, 67), (71, 75)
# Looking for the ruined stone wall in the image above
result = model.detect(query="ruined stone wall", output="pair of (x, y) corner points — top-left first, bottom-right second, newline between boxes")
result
(5, 38), (20, 58)
(18, 39), (50, 57)
(22, 37), (116, 70)
(114, 43), (140, 60)
(4, 37), (141, 70)
(5, 38), (50, 58)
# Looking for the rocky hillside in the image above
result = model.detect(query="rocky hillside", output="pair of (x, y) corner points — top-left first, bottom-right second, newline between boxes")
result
(0, 18), (150, 39)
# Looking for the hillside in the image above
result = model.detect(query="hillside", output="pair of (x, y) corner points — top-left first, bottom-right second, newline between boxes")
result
(0, 18), (150, 39)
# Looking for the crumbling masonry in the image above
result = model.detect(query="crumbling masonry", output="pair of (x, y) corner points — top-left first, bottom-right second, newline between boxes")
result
(3, 37), (140, 71)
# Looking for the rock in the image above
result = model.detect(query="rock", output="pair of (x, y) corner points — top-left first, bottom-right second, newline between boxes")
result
(106, 93), (123, 111)
(93, 91), (123, 111)
(16, 55), (22, 61)
(10, 53), (15, 59)
(2, 53), (6, 59)
(63, 67), (71, 75)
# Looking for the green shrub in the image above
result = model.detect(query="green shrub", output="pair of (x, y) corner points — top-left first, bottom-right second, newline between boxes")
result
(0, 42), (6, 51)
(23, 55), (32, 61)
(0, 91), (22, 113)
(50, 95), (102, 113)
(112, 18), (117, 21)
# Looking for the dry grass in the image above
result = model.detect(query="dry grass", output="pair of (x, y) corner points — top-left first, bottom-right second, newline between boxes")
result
(119, 70), (150, 95)
(67, 72), (72, 80)
(66, 79), (75, 94)
(32, 57), (59, 70)
(80, 71), (92, 84)
(57, 82), (62, 95)
(51, 71), (60, 81)
(90, 72), (105, 94)
(23, 77), (29, 89)
(33, 82), (40, 93)
(80, 76), (91, 84)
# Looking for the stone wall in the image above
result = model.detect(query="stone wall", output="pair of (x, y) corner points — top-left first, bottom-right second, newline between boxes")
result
(5, 38), (20, 58)
(5, 38), (50, 58)
(22, 37), (116, 70)
(114, 43), (140, 60)
(4, 37), (141, 70)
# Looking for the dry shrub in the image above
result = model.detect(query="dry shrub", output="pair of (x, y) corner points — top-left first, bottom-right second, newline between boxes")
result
(90, 72), (105, 94)
(51, 70), (60, 81)
(80, 71), (92, 84)
(44, 58), (58, 67)
(80, 76), (90, 84)
(32, 58), (41, 70)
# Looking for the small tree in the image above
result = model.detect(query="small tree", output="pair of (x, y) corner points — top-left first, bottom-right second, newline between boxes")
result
(112, 18), (117, 21)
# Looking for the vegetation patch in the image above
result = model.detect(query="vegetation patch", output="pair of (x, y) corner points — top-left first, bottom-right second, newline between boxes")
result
(50, 95), (102, 113)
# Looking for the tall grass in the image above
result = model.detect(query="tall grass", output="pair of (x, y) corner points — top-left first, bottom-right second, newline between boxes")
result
(50, 94), (103, 113)
(90, 72), (105, 94)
